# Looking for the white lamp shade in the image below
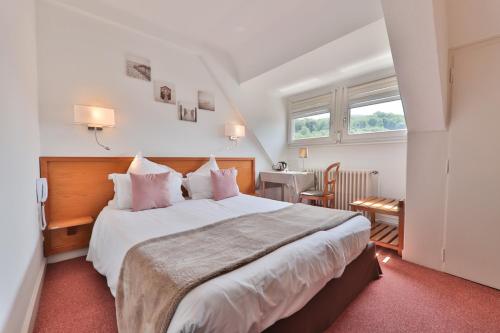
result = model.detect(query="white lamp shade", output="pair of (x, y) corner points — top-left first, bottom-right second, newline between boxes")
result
(225, 123), (245, 138)
(298, 147), (309, 158)
(74, 105), (115, 127)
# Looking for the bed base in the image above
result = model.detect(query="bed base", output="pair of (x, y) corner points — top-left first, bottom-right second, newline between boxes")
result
(264, 242), (381, 333)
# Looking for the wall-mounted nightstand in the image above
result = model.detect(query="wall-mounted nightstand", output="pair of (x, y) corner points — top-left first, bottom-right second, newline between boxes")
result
(44, 216), (94, 256)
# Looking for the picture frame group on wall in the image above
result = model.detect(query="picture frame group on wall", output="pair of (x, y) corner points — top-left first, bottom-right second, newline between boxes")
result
(125, 54), (215, 124)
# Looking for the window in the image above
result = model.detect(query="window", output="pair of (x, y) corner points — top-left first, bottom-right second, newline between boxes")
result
(292, 110), (330, 141)
(344, 76), (406, 142)
(287, 76), (407, 145)
(288, 93), (333, 144)
(348, 100), (406, 135)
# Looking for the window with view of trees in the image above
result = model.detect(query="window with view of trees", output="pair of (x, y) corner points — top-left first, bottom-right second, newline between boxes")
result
(292, 112), (330, 140)
(348, 100), (406, 134)
(288, 76), (406, 145)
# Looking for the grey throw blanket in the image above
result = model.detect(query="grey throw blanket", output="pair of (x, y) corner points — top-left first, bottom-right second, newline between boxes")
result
(116, 203), (359, 333)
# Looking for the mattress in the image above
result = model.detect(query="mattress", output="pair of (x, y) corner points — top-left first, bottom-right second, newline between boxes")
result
(87, 194), (370, 332)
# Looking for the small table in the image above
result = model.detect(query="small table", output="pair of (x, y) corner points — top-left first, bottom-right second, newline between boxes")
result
(260, 171), (314, 203)
(349, 197), (405, 256)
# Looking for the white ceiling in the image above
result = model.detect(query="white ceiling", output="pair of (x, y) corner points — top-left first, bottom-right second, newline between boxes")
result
(240, 19), (394, 97)
(51, 0), (384, 82)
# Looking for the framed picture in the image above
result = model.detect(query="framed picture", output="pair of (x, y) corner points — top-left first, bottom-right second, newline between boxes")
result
(197, 90), (215, 111)
(178, 102), (197, 122)
(125, 55), (151, 81)
(154, 81), (176, 104)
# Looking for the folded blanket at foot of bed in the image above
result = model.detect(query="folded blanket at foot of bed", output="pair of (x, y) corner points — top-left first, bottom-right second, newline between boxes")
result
(116, 203), (359, 333)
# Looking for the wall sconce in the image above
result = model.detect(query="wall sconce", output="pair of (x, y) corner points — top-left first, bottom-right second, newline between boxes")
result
(298, 147), (308, 170)
(73, 105), (115, 150)
(225, 123), (245, 143)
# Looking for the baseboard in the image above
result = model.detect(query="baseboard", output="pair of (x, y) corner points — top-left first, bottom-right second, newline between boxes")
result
(21, 259), (46, 333)
(47, 247), (88, 264)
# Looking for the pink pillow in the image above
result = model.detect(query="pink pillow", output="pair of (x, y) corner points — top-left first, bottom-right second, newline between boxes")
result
(210, 168), (239, 201)
(130, 172), (172, 211)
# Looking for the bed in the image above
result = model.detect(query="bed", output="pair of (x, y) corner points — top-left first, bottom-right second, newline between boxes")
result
(40, 156), (381, 333)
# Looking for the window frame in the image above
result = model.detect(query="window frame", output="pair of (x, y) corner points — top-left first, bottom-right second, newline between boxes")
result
(288, 106), (333, 144)
(341, 76), (407, 144)
(287, 92), (336, 146)
(287, 76), (407, 147)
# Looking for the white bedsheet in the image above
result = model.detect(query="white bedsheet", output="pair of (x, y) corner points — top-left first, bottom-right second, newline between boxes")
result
(87, 194), (370, 333)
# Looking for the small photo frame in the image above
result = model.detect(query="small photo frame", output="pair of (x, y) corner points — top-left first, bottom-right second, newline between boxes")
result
(178, 102), (197, 122)
(125, 55), (151, 81)
(154, 81), (176, 104)
(197, 90), (215, 111)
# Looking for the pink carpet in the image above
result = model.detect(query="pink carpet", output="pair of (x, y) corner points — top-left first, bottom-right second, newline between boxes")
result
(34, 249), (500, 333)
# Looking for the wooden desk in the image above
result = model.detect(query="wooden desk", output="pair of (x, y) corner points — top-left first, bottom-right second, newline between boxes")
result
(349, 197), (405, 256)
(260, 171), (314, 203)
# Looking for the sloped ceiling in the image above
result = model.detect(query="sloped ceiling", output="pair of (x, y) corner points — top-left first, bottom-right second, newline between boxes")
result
(49, 0), (384, 82)
(381, 0), (448, 132)
(240, 19), (393, 97)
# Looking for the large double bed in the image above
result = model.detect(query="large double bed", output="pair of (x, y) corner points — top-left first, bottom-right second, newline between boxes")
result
(41, 156), (381, 333)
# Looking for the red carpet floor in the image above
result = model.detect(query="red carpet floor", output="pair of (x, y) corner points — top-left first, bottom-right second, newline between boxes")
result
(34, 250), (500, 333)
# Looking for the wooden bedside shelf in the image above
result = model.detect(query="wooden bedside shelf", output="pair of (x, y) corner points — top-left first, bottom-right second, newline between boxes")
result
(44, 216), (95, 256)
(48, 216), (94, 230)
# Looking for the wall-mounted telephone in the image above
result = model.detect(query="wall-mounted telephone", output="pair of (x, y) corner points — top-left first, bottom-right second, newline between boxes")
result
(36, 178), (48, 230)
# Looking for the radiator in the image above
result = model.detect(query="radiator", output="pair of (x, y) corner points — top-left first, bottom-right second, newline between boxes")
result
(305, 169), (379, 210)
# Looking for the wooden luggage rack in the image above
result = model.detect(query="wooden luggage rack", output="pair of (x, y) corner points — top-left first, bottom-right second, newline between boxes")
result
(349, 197), (405, 256)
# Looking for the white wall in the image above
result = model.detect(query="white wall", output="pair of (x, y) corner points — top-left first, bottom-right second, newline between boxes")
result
(287, 143), (406, 199)
(0, 0), (45, 332)
(447, 0), (500, 48)
(37, 1), (271, 174)
(404, 131), (448, 270)
(199, 51), (288, 165)
(239, 87), (289, 163)
(384, 0), (500, 288)
(381, 0), (450, 268)
(381, 0), (448, 132)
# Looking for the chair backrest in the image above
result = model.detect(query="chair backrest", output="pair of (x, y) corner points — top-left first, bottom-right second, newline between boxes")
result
(323, 162), (340, 194)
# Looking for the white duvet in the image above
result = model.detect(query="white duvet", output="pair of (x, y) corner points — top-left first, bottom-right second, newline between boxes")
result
(87, 194), (370, 333)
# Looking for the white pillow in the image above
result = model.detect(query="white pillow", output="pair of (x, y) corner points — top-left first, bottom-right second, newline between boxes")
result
(128, 153), (182, 178)
(108, 153), (184, 209)
(186, 155), (219, 199)
(128, 153), (184, 203)
(108, 173), (132, 209)
(190, 155), (219, 176)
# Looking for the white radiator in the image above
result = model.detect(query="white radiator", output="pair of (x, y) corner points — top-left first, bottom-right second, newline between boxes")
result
(305, 169), (379, 210)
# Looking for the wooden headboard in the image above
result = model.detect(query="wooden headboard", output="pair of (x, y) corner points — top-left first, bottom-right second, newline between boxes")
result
(40, 157), (255, 255)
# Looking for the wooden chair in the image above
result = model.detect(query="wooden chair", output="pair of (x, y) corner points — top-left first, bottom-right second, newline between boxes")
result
(299, 162), (340, 208)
